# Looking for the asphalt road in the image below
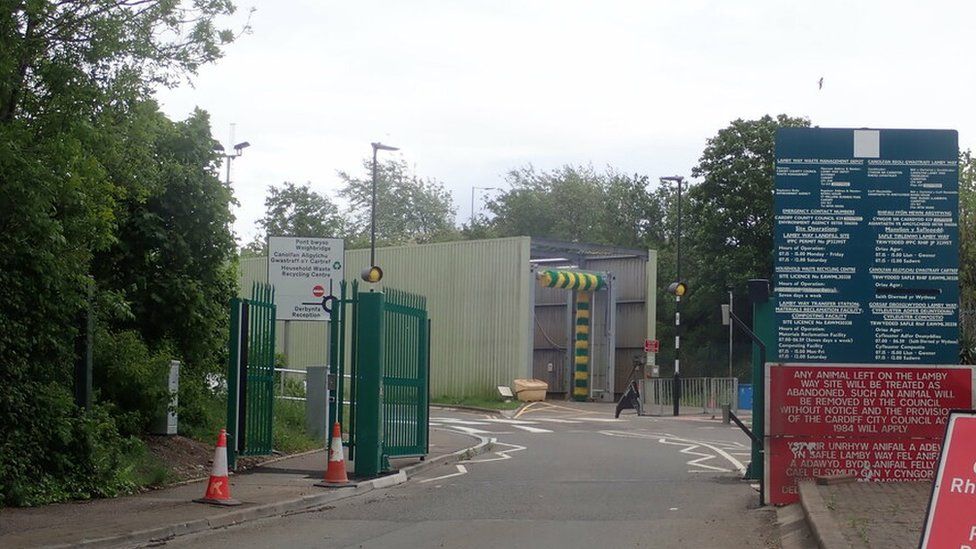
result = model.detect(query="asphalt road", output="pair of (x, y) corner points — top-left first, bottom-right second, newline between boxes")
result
(168, 402), (779, 548)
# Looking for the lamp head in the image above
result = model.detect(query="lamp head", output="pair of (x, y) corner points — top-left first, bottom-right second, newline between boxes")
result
(667, 281), (688, 297)
(372, 142), (399, 152)
(361, 265), (383, 283)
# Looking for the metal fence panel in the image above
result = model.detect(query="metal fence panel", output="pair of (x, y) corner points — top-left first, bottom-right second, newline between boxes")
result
(381, 288), (429, 458)
(641, 377), (739, 416)
(226, 283), (276, 467)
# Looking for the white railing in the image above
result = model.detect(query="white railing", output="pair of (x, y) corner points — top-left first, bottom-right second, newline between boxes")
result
(641, 377), (739, 416)
(274, 368), (354, 406)
(275, 368), (307, 401)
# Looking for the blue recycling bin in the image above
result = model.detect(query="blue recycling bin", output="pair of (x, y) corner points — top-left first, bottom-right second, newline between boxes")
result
(738, 383), (753, 411)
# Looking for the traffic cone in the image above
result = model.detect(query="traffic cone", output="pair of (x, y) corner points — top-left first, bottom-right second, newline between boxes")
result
(194, 429), (242, 506)
(315, 422), (357, 488)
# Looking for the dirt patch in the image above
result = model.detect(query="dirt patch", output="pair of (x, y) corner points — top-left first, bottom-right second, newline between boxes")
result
(144, 435), (213, 483)
(143, 435), (279, 485)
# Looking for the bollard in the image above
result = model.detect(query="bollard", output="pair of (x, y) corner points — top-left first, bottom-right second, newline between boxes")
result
(721, 403), (731, 424)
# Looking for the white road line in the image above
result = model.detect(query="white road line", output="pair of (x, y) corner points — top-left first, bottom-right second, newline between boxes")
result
(461, 439), (526, 463)
(510, 424), (552, 433)
(599, 430), (746, 474)
(446, 425), (496, 435)
(419, 464), (467, 483)
(481, 418), (540, 425)
(429, 418), (491, 426)
(530, 418), (582, 424)
(658, 437), (732, 472)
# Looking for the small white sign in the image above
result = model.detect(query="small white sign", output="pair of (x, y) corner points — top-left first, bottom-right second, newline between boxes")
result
(268, 236), (344, 321)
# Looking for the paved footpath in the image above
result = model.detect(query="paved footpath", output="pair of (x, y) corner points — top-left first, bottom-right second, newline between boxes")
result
(800, 481), (931, 549)
(0, 429), (477, 548)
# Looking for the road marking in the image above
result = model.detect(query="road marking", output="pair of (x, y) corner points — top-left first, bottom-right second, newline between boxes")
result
(429, 417), (491, 426)
(461, 439), (526, 463)
(514, 402), (602, 418)
(599, 430), (747, 474)
(481, 418), (540, 425)
(510, 424), (552, 433)
(445, 425), (496, 435)
(658, 437), (735, 472)
(419, 464), (467, 484)
(530, 418), (582, 424)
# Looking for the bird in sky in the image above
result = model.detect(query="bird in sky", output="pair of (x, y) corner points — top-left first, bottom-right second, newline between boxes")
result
(818, 77), (824, 90)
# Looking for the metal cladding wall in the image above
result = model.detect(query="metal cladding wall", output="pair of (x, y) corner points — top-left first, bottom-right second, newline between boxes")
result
(531, 251), (658, 396)
(239, 257), (329, 370)
(345, 237), (533, 398)
(239, 237), (532, 397)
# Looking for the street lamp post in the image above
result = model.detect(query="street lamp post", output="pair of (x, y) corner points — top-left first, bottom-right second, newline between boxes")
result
(661, 175), (685, 416)
(214, 140), (250, 186)
(470, 186), (499, 225)
(728, 288), (734, 378)
(362, 141), (399, 283)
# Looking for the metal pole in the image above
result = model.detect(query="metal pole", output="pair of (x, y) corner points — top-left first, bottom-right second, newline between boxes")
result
(673, 176), (682, 416)
(470, 187), (475, 225)
(729, 290), (734, 378)
(370, 146), (378, 268)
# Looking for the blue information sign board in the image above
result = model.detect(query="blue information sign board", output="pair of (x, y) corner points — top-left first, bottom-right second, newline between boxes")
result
(774, 128), (959, 364)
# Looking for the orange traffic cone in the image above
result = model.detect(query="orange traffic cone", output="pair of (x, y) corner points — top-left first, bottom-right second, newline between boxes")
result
(194, 429), (242, 506)
(315, 422), (356, 488)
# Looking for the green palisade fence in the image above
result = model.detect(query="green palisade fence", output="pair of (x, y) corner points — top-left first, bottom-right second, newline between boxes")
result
(226, 282), (276, 468)
(382, 288), (430, 458)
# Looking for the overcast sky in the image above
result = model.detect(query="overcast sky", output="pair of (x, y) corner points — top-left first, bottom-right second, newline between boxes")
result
(157, 1), (976, 244)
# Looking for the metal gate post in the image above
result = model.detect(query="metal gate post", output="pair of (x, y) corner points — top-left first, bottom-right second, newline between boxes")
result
(354, 290), (385, 478)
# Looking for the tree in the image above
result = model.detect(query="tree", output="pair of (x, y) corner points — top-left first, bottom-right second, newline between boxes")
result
(481, 165), (668, 250)
(960, 150), (976, 363)
(0, 1), (238, 505)
(338, 157), (457, 246)
(674, 115), (810, 376)
(245, 182), (345, 255)
(91, 108), (238, 414)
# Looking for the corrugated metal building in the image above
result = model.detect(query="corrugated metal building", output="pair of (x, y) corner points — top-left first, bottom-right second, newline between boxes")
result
(239, 236), (657, 399)
(240, 237), (533, 398)
(529, 240), (658, 399)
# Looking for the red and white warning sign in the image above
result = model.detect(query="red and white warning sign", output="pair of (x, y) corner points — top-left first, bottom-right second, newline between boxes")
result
(920, 411), (976, 548)
(312, 285), (325, 297)
(643, 339), (659, 353)
(765, 363), (974, 504)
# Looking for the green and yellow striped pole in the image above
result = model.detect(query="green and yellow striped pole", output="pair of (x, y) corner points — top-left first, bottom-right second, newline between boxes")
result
(573, 292), (590, 401)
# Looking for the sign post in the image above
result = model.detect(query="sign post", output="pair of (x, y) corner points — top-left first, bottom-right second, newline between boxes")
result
(768, 128), (965, 504)
(267, 236), (345, 322)
(919, 411), (976, 549)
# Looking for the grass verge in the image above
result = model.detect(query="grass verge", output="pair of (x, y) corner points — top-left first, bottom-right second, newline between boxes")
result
(274, 399), (321, 454)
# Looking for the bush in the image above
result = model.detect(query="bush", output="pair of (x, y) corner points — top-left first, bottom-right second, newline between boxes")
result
(0, 383), (141, 507)
(93, 329), (172, 437)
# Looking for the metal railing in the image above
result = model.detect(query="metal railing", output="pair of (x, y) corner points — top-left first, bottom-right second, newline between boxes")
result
(275, 367), (307, 401)
(274, 368), (355, 406)
(641, 377), (739, 416)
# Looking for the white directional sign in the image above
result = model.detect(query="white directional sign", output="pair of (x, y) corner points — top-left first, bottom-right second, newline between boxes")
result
(267, 236), (344, 321)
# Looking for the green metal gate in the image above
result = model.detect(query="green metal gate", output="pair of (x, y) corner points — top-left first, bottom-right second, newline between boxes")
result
(381, 288), (429, 458)
(226, 282), (276, 469)
(328, 283), (430, 476)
